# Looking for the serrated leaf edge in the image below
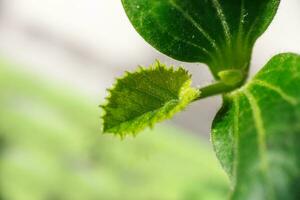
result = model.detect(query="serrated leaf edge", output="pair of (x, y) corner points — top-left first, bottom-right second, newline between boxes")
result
(100, 61), (200, 138)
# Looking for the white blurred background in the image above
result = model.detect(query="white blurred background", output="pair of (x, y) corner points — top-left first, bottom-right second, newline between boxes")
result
(0, 0), (299, 136)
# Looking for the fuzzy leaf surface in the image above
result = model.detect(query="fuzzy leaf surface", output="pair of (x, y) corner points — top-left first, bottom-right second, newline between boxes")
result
(212, 53), (300, 199)
(102, 62), (199, 136)
(122, 0), (280, 77)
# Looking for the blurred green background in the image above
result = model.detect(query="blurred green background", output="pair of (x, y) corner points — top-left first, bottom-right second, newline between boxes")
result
(0, 62), (229, 200)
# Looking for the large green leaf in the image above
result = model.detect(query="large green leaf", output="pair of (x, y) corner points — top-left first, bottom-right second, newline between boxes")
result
(212, 53), (300, 199)
(122, 0), (280, 77)
(101, 61), (199, 136)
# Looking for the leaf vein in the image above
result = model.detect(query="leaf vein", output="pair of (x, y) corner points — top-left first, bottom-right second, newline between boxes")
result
(251, 79), (298, 105)
(243, 90), (269, 172)
(149, 11), (213, 58)
(232, 95), (240, 187)
(238, 0), (246, 38)
(243, 89), (276, 198)
(211, 0), (232, 44)
(124, 84), (164, 103)
(168, 0), (219, 51)
(139, 71), (178, 99)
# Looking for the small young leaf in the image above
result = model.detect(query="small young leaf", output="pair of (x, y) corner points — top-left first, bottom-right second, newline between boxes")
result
(122, 0), (280, 77)
(101, 62), (200, 137)
(212, 53), (300, 199)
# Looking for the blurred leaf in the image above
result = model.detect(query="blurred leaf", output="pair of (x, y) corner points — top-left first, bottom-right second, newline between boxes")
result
(212, 53), (300, 199)
(101, 61), (199, 136)
(122, 0), (280, 77)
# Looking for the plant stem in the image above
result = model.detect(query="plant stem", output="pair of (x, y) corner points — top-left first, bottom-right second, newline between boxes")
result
(195, 82), (237, 100)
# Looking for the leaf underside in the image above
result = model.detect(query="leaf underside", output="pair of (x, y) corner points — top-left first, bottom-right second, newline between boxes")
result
(212, 53), (300, 200)
(101, 62), (199, 137)
(122, 0), (280, 76)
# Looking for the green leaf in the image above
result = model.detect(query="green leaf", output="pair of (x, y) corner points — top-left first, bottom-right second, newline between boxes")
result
(101, 61), (199, 137)
(121, 0), (280, 77)
(212, 53), (300, 199)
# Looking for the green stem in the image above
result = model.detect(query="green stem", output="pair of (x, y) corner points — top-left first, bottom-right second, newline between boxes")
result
(194, 67), (248, 100)
(195, 81), (237, 100)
